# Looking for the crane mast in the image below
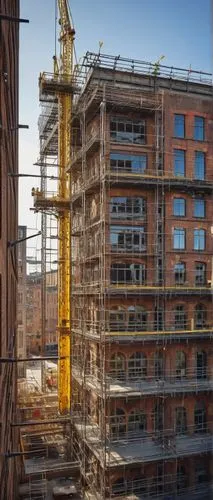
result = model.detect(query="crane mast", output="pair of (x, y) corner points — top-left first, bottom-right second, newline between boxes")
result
(33, 0), (74, 415)
(57, 0), (74, 414)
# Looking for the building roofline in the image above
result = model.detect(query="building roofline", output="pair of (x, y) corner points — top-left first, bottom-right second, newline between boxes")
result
(75, 52), (213, 100)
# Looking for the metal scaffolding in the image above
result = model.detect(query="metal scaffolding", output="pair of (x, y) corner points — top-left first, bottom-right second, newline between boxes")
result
(25, 50), (213, 499)
(69, 54), (213, 499)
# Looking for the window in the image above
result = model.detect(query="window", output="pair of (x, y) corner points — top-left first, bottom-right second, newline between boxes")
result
(175, 307), (187, 331)
(153, 401), (163, 432)
(110, 225), (146, 252)
(110, 353), (126, 379)
(110, 408), (126, 437)
(194, 401), (206, 433)
(174, 149), (185, 177)
(110, 197), (146, 219)
(176, 407), (187, 434)
(174, 262), (186, 284)
(196, 351), (207, 380)
(127, 306), (147, 332)
(128, 352), (147, 379)
(110, 153), (147, 174)
(194, 116), (205, 141)
(154, 307), (163, 331)
(174, 114), (185, 138)
(194, 229), (205, 251)
(176, 351), (186, 377)
(109, 308), (125, 332)
(195, 262), (206, 286)
(173, 198), (186, 217)
(110, 117), (145, 144)
(128, 409), (147, 433)
(195, 461), (208, 484)
(110, 263), (146, 285)
(177, 465), (187, 491)
(173, 228), (185, 250)
(154, 351), (164, 378)
(112, 479), (126, 496)
(194, 199), (205, 218)
(194, 151), (205, 180)
(195, 304), (206, 329)
(109, 306), (147, 332)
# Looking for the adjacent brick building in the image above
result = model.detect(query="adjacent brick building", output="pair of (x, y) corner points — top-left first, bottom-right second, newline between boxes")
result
(0, 0), (19, 496)
(26, 270), (58, 355)
(17, 225), (27, 377)
(71, 55), (213, 499)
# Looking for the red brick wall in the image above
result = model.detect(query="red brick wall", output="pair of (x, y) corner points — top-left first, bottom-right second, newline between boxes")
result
(0, 0), (20, 496)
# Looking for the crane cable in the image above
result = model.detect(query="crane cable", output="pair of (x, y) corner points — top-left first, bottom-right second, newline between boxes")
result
(67, 0), (78, 65)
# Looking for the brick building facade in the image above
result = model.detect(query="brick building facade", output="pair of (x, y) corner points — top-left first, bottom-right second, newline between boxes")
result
(17, 226), (27, 377)
(71, 57), (213, 498)
(26, 270), (58, 355)
(0, 0), (19, 497)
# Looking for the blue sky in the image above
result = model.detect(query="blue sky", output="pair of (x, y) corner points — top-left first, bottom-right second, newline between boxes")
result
(19, 0), (211, 233)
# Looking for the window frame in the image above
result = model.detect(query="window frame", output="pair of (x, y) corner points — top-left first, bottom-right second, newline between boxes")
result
(110, 225), (146, 253)
(194, 304), (206, 329)
(110, 196), (146, 220)
(194, 116), (205, 141)
(176, 350), (186, 375)
(128, 352), (147, 380)
(110, 263), (146, 285)
(110, 153), (147, 174)
(110, 117), (146, 144)
(174, 308), (187, 331)
(174, 149), (185, 177)
(110, 353), (126, 379)
(194, 402), (206, 433)
(175, 406), (187, 434)
(194, 151), (205, 180)
(194, 199), (205, 218)
(194, 262), (206, 286)
(174, 114), (185, 139)
(174, 262), (186, 285)
(193, 229), (205, 251)
(173, 227), (186, 250)
(173, 198), (186, 217)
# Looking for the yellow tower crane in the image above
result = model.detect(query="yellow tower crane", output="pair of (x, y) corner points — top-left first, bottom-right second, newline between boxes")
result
(36, 0), (75, 414)
(56, 0), (74, 414)
(36, 0), (75, 413)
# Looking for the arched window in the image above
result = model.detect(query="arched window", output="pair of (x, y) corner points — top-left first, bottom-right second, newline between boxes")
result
(176, 351), (186, 378)
(195, 304), (206, 329)
(176, 407), (187, 434)
(110, 408), (126, 438)
(174, 262), (186, 285)
(177, 465), (187, 491)
(110, 353), (126, 380)
(128, 409), (147, 434)
(127, 306), (147, 332)
(194, 401), (206, 433)
(128, 352), (147, 380)
(174, 305), (187, 330)
(196, 351), (207, 380)
(109, 307), (126, 332)
(154, 350), (164, 378)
